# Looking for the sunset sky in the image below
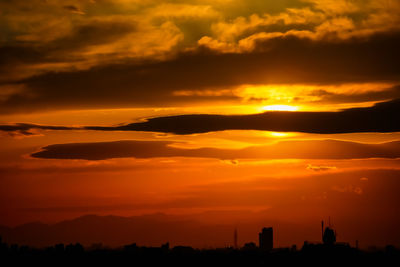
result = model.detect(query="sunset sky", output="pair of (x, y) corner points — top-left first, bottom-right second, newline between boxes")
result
(1, 0), (400, 249)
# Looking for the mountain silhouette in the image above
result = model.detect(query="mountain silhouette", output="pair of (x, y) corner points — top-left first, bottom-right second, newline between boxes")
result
(0, 212), (321, 248)
(0, 214), (251, 248)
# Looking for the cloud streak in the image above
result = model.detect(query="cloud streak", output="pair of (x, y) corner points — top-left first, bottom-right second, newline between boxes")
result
(0, 123), (79, 136)
(31, 139), (400, 160)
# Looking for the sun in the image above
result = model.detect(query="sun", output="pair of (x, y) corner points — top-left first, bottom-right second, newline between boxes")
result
(261, 105), (299, 111)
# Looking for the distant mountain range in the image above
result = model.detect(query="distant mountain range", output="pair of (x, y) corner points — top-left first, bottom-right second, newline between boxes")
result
(0, 214), (225, 248)
(8, 212), (396, 249)
(0, 212), (281, 248)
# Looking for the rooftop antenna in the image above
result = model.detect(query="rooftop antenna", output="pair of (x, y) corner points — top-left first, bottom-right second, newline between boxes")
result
(321, 220), (324, 241)
(234, 228), (238, 249)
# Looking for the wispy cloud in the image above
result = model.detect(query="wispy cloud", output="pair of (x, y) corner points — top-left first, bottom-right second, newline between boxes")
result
(307, 164), (337, 172)
(63, 5), (85, 15)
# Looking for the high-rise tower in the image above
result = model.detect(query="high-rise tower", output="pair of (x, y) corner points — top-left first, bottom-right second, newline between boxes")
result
(259, 227), (273, 250)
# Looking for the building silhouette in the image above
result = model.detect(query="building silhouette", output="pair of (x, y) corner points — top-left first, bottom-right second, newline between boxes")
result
(259, 227), (273, 250)
(321, 220), (336, 245)
(323, 227), (336, 245)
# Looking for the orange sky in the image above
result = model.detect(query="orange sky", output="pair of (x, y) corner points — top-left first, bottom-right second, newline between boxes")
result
(1, 0), (400, 249)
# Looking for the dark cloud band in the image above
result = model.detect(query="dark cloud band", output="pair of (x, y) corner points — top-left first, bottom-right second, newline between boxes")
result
(1, 99), (400, 135)
(89, 98), (400, 134)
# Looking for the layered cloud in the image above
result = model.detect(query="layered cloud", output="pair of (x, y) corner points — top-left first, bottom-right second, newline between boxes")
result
(0, 0), (400, 113)
(1, 32), (399, 113)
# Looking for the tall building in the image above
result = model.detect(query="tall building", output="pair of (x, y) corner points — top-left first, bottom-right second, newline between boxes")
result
(259, 227), (273, 250)
(323, 227), (336, 245)
(321, 220), (336, 245)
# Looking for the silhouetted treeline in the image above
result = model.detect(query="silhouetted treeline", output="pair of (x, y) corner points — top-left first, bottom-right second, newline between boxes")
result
(1, 237), (399, 266)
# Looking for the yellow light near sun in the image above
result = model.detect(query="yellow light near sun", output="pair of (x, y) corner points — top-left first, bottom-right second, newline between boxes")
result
(261, 105), (299, 111)
(265, 131), (297, 138)
(268, 132), (289, 137)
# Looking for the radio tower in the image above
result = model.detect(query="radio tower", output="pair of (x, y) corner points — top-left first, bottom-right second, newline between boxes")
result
(234, 228), (238, 249)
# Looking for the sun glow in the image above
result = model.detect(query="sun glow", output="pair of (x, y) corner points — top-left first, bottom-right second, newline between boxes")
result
(261, 105), (299, 111)
(268, 132), (290, 137)
(265, 131), (296, 138)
